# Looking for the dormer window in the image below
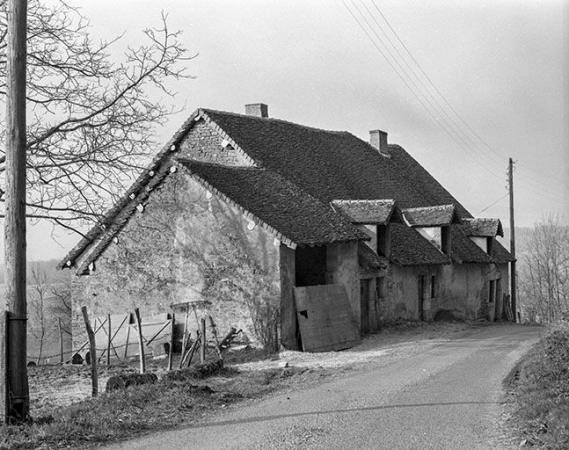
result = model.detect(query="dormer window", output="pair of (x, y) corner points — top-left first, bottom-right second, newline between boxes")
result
(415, 225), (450, 254)
(377, 224), (389, 257)
(402, 205), (459, 256)
(330, 199), (397, 259)
(355, 223), (391, 257)
(359, 224), (377, 251)
(416, 227), (441, 249)
(464, 218), (503, 255)
(441, 226), (450, 254)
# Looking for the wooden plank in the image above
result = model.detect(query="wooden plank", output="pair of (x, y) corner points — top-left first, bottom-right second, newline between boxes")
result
(294, 284), (360, 353)
(134, 308), (145, 374)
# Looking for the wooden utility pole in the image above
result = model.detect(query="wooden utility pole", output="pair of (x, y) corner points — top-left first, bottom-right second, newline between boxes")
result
(3, 0), (29, 422)
(508, 158), (517, 323)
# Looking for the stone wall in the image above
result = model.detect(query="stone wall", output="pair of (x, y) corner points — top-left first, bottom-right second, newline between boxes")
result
(178, 119), (253, 166)
(72, 171), (281, 348)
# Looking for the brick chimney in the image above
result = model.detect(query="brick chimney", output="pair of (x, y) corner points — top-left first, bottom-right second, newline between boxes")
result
(245, 103), (269, 118)
(370, 129), (388, 156)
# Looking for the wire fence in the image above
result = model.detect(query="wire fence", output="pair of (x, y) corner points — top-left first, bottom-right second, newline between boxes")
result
(70, 313), (174, 365)
(28, 324), (72, 365)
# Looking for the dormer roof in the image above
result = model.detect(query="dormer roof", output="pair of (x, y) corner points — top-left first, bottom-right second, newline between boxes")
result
(330, 199), (399, 224)
(401, 205), (461, 227)
(463, 218), (504, 237)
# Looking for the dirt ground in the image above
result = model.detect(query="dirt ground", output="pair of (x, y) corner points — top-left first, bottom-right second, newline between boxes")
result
(28, 320), (480, 419)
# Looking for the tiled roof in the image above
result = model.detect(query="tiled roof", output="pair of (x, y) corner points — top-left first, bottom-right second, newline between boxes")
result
(201, 109), (431, 207)
(450, 226), (493, 264)
(178, 160), (368, 247)
(387, 144), (472, 219)
(59, 106), (514, 270)
(451, 225), (513, 264)
(402, 205), (460, 227)
(389, 223), (450, 266)
(358, 242), (388, 273)
(463, 218), (504, 237)
(491, 240), (515, 263)
(331, 199), (396, 224)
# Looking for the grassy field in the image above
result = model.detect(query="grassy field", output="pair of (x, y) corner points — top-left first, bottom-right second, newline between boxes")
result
(505, 322), (569, 449)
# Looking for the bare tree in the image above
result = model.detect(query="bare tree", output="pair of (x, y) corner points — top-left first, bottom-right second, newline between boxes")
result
(519, 215), (569, 323)
(0, 0), (194, 235)
(49, 276), (73, 335)
(29, 263), (51, 364)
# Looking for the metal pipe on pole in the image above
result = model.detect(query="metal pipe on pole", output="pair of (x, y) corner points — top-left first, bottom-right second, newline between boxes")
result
(3, 0), (29, 422)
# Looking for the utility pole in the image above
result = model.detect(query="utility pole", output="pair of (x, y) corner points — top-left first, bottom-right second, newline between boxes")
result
(508, 157), (517, 323)
(3, 0), (29, 421)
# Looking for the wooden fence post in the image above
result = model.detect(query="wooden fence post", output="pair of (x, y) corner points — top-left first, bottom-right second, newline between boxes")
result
(200, 318), (206, 364)
(207, 315), (222, 361)
(134, 308), (145, 374)
(106, 314), (111, 366)
(58, 318), (64, 364)
(167, 314), (175, 371)
(124, 320), (131, 359)
(81, 307), (98, 397)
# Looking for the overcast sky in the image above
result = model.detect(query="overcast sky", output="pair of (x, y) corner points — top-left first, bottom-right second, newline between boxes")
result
(9, 0), (569, 261)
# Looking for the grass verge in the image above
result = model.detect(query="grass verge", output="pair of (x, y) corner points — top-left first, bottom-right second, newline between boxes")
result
(0, 361), (325, 450)
(0, 320), (477, 450)
(504, 322), (569, 449)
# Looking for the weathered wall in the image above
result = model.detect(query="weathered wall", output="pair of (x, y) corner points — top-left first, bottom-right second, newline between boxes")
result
(326, 242), (360, 328)
(381, 265), (439, 321)
(437, 262), (509, 320)
(374, 261), (509, 323)
(178, 119), (253, 166)
(72, 171), (281, 348)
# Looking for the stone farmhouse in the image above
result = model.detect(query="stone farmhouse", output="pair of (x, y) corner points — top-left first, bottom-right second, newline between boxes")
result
(59, 104), (513, 350)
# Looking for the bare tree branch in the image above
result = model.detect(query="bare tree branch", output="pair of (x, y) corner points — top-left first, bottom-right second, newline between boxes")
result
(0, 1), (195, 234)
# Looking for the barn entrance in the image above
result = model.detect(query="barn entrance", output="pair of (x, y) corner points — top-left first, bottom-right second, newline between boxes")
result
(295, 246), (327, 287)
(360, 279), (371, 335)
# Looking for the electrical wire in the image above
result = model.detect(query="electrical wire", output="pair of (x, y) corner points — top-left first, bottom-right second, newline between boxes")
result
(342, 0), (565, 207)
(477, 193), (509, 215)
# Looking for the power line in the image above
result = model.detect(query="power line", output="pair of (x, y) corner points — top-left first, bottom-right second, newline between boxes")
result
(342, 0), (507, 179)
(342, 0), (565, 206)
(477, 193), (509, 215)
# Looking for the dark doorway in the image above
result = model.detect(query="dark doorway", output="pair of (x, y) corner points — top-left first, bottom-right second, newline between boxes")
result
(360, 279), (371, 335)
(418, 275), (426, 321)
(295, 246), (327, 287)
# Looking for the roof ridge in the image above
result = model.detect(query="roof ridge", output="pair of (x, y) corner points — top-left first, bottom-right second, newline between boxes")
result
(200, 108), (353, 136)
(332, 199), (395, 203)
(175, 158), (264, 172)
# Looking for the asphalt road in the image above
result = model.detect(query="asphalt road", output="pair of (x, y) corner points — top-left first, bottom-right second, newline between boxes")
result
(103, 324), (541, 450)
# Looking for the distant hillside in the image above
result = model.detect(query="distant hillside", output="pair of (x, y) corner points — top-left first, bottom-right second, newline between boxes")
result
(0, 259), (68, 285)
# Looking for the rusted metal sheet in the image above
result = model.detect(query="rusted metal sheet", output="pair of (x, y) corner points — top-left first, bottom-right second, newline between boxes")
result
(293, 284), (360, 352)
